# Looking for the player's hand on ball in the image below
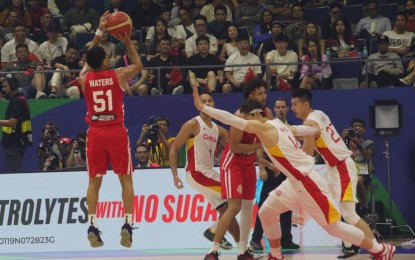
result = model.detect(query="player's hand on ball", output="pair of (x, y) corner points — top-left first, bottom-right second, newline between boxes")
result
(99, 11), (110, 31)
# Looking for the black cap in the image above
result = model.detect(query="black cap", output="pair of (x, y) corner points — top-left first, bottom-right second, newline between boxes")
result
(274, 34), (289, 43)
(377, 34), (390, 44)
(271, 20), (284, 28)
(47, 25), (60, 33)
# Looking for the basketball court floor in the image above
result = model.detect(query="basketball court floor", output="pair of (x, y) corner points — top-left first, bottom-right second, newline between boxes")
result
(1, 245), (414, 260)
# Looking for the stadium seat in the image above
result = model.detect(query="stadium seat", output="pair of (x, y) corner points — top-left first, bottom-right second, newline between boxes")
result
(330, 58), (363, 78)
(357, 38), (366, 51)
(342, 5), (364, 25)
(304, 7), (329, 25)
(75, 32), (95, 50)
(379, 3), (398, 22)
(370, 38), (378, 54)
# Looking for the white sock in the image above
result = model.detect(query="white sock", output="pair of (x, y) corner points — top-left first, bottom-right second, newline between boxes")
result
(369, 241), (384, 253)
(124, 214), (132, 225)
(270, 247), (282, 258)
(238, 241), (248, 254)
(88, 214), (98, 228)
(209, 242), (221, 253)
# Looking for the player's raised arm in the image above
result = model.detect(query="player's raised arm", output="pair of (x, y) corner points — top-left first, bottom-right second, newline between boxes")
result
(89, 11), (110, 49)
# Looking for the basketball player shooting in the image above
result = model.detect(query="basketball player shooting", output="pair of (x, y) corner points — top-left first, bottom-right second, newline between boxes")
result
(79, 11), (143, 248)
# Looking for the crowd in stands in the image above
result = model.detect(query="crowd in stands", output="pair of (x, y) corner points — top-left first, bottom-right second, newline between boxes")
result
(0, 0), (414, 100)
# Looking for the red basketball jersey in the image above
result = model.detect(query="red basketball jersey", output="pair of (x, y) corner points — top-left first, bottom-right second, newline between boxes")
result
(220, 131), (260, 170)
(84, 70), (125, 126)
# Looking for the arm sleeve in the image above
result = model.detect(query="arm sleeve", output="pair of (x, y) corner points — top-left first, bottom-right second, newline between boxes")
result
(202, 106), (248, 130)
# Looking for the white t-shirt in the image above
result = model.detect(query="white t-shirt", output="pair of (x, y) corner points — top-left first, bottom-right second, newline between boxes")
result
(382, 30), (414, 50)
(175, 23), (195, 40)
(146, 26), (176, 41)
(266, 50), (299, 75)
(225, 51), (261, 82)
(1, 38), (40, 62)
(185, 33), (218, 55)
(38, 37), (68, 67)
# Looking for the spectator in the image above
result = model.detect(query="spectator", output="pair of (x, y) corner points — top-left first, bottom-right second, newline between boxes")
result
(38, 24), (68, 68)
(26, 0), (43, 31)
(62, 0), (99, 32)
(298, 21), (325, 59)
(42, 152), (62, 171)
(0, 74), (32, 172)
(145, 17), (174, 58)
(326, 18), (359, 59)
(299, 39), (332, 89)
(207, 5), (232, 52)
(174, 7), (195, 49)
(261, 0), (291, 21)
(0, 9), (19, 45)
(321, 2), (350, 40)
(37, 122), (66, 170)
(193, 0), (207, 17)
(1, 23), (40, 66)
(66, 132), (87, 168)
(405, 0), (415, 33)
(256, 20), (284, 62)
(253, 9), (273, 51)
(219, 24), (239, 62)
(170, 0), (194, 27)
(115, 29), (148, 61)
(185, 15), (218, 58)
(40, 0), (71, 17)
(224, 34), (262, 93)
(200, 0), (233, 23)
(115, 39), (150, 96)
(134, 144), (161, 168)
(147, 36), (184, 95)
(3, 43), (46, 99)
(382, 12), (415, 57)
(360, 35), (403, 88)
(131, 0), (162, 37)
(49, 44), (82, 98)
(233, 0), (262, 34)
(0, 0), (32, 29)
(31, 8), (54, 44)
(108, 0), (128, 13)
(400, 59), (415, 86)
(86, 30), (116, 65)
(186, 35), (225, 93)
(136, 116), (176, 167)
(265, 34), (299, 90)
(341, 118), (374, 218)
(284, 3), (308, 52)
(146, 9), (176, 39)
(355, 0), (391, 44)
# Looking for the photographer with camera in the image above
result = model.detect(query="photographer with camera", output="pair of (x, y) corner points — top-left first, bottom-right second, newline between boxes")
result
(342, 118), (375, 218)
(37, 122), (67, 169)
(136, 116), (176, 167)
(66, 132), (87, 168)
(42, 152), (62, 171)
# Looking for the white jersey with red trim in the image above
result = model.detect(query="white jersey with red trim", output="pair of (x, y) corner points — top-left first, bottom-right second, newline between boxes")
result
(307, 110), (352, 167)
(264, 119), (315, 182)
(185, 116), (219, 174)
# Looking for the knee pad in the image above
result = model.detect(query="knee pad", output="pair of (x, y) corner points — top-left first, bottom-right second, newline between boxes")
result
(340, 202), (361, 225)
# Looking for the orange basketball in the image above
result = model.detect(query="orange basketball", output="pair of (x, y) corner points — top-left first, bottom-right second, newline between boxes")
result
(106, 11), (132, 39)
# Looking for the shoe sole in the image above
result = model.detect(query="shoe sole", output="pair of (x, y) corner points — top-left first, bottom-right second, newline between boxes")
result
(251, 252), (267, 260)
(120, 229), (132, 248)
(399, 78), (410, 85)
(87, 232), (103, 247)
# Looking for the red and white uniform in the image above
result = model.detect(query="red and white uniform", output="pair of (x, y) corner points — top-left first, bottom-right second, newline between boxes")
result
(264, 119), (341, 226)
(307, 110), (357, 202)
(185, 116), (226, 208)
(84, 70), (133, 177)
(220, 131), (259, 200)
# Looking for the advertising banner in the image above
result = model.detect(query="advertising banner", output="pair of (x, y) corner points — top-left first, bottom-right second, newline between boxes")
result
(0, 166), (339, 253)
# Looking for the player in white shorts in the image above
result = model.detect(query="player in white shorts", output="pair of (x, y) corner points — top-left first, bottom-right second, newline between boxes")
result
(192, 88), (396, 260)
(291, 89), (378, 257)
(169, 92), (239, 250)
